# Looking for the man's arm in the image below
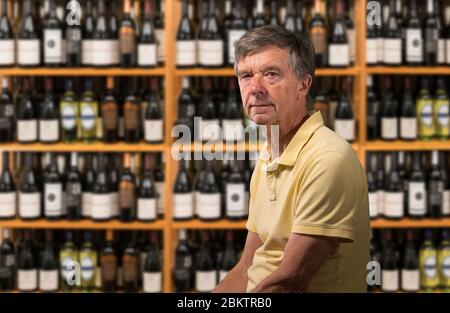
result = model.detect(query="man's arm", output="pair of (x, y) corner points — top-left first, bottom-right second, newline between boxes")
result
(212, 231), (263, 293)
(250, 233), (338, 293)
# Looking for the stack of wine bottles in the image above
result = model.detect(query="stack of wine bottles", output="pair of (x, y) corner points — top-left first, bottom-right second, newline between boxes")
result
(366, 0), (450, 66)
(367, 151), (450, 220)
(172, 229), (244, 292)
(176, 0), (355, 68)
(172, 153), (256, 221)
(370, 228), (450, 293)
(0, 228), (163, 292)
(0, 0), (165, 68)
(367, 75), (450, 141)
(0, 152), (165, 222)
(0, 76), (164, 144)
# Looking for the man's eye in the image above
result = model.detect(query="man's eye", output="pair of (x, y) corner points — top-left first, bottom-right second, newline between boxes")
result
(241, 74), (252, 80)
(265, 72), (278, 78)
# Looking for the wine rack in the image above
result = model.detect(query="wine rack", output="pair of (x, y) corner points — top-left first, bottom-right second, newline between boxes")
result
(1, 0), (450, 293)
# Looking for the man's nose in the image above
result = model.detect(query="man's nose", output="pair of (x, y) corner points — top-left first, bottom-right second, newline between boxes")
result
(249, 75), (267, 98)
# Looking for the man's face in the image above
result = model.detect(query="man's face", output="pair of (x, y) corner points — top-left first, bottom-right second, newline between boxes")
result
(236, 46), (310, 126)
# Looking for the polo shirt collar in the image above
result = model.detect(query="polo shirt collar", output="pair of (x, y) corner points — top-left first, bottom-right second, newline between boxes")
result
(259, 111), (324, 167)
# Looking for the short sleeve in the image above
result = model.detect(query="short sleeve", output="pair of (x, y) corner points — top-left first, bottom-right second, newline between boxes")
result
(292, 151), (361, 242)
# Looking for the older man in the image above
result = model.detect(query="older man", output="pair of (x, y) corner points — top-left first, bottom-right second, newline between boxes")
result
(213, 25), (370, 293)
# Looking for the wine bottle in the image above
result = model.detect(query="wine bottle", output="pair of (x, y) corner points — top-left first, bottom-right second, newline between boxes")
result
(0, 77), (13, 142)
(384, 153), (404, 219)
(284, 0), (297, 32)
(173, 229), (192, 292)
(225, 161), (246, 220)
(142, 232), (162, 293)
(428, 150), (444, 219)
(313, 78), (330, 128)
(405, 0), (423, 65)
(173, 158), (194, 220)
(401, 229), (420, 292)
(199, 0), (224, 68)
(309, 0), (327, 67)
(66, 152), (81, 220)
(44, 153), (63, 220)
(123, 88), (140, 143)
(268, 0), (279, 26)
(80, 78), (98, 142)
(60, 78), (79, 143)
(424, 0), (439, 66)
(18, 229), (38, 292)
(381, 229), (399, 292)
(366, 76), (381, 140)
(0, 229), (15, 291)
(137, 154), (157, 222)
(420, 229), (439, 290)
(119, 153), (136, 222)
(227, 1), (246, 66)
(343, 1), (355, 64)
(400, 77), (417, 140)
(334, 77), (355, 142)
(81, 154), (94, 218)
(82, 0), (95, 66)
(59, 230), (78, 290)
(252, 0), (266, 28)
(245, 0), (253, 30)
(43, 0), (62, 66)
(154, 0), (165, 65)
(109, 155), (120, 218)
(39, 78), (60, 143)
(328, 0), (349, 67)
(102, 77), (119, 143)
(79, 231), (97, 291)
(437, 229), (450, 290)
(18, 153), (41, 220)
(219, 230), (238, 282)
(223, 79), (243, 142)
(375, 153), (386, 217)
(383, 0), (402, 66)
(201, 78), (220, 142)
(197, 161), (221, 221)
(39, 230), (58, 292)
(101, 231), (117, 292)
(108, 0), (120, 66)
(408, 152), (427, 218)
(176, 0), (196, 68)
(144, 78), (163, 143)
(91, 0), (113, 67)
(138, 0), (157, 68)
(65, 0), (82, 67)
(0, 152), (15, 219)
(195, 231), (216, 292)
(122, 235), (139, 292)
(416, 77), (435, 140)
(154, 154), (165, 218)
(380, 77), (398, 141)
(17, 0), (40, 67)
(446, 14), (450, 65)
(433, 76), (449, 139)
(119, 0), (136, 67)
(177, 77), (195, 133)
(0, 0), (14, 67)
(367, 155), (378, 219)
(92, 154), (111, 221)
(17, 78), (38, 143)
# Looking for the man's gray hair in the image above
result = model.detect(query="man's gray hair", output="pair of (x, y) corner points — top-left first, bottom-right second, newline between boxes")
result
(234, 25), (316, 81)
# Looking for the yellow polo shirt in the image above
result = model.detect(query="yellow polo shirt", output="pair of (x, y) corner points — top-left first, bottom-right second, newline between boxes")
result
(246, 111), (371, 292)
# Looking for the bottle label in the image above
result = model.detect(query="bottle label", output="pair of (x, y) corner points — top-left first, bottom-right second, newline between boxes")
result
(82, 39), (93, 65)
(435, 101), (449, 134)
(438, 39), (445, 63)
(443, 190), (450, 216)
(446, 40), (450, 64)
(143, 272), (162, 293)
(80, 256), (95, 281)
(44, 29), (63, 64)
(119, 187), (135, 209)
(102, 103), (118, 131)
(383, 39), (402, 64)
(197, 193), (221, 219)
(19, 192), (41, 218)
(406, 29), (423, 63)
(223, 120), (244, 142)
(144, 119), (163, 142)
(226, 183), (245, 217)
(18, 40), (40, 65)
(66, 182), (82, 208)
(347, 28), (355, 62)
(0, 192), (16, 217)
(418, 101), (434, 136)
(18, 269), (38, 291)
(82, 192), (92, 217)
(137, 198), (157, 220)
(61, 105), (77, 130)
(328, 44), (350, 66)
(310, 28), (327, 54)
(199, 40), (224, 66)
(91, 40), (115, 65)
(368, 192), (378, 218)
(17, 120), (37, 142)
(81, 105), (96, 131)
(334, 119), (355, 141)
(39, 120), (60, 142)
(442, 256), (450, 279)
(201, 119), (221, 142)
(0, 39), (15, 65)
(45, 183), (63, 217)
(401, 269), (419, 292)
(429, 181), (444, 207)
(61, 39), (67, 64)
(366, 39), (377, 64)
(155, 182), (164, 215)
(381, 269), (399, 292)
(0, 104), (14, 129)
(376, 38), (384, 63)
(400, 117), (417, 140)
(424, 256), (437, 278)
(195, 270), (216, 292)
(155, 29), (165, 62)
(377, 190), (385, 216)
(39, 269), (59, 291)
(176, 40), (196, 66)
(109, 40), (119, 64)
(384, 192), (404, 218)
(138, 44), (157, 66)
(381, 117), (398, 140)
(110, 192), (119, 217)
(408, 182), (427, 216)
(91, 194), (111, 219)
(219, 270), (228, 283)
(173, 193), (193, 219)
(228, 30), (246, 64)
(66, 28), (82, 54)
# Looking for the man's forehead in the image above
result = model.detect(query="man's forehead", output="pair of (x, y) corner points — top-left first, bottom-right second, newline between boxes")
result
(237, 47), (289, 71)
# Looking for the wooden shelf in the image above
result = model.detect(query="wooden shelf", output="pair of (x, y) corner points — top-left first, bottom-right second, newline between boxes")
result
(0, 219), (166, 230)
(171, 142), (262, 153)
(366, 66), (450, 75)
(366, 140), (450, 151)
(371, 218), (450, 228)
(172, 219), (247, 229)
(175, 67), (361, 77)
(0, 142), (166, 152)
(0, 67), (165, 76)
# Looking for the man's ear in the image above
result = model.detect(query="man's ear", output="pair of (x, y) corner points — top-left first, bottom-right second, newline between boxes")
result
(297, 75), (313, 99)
